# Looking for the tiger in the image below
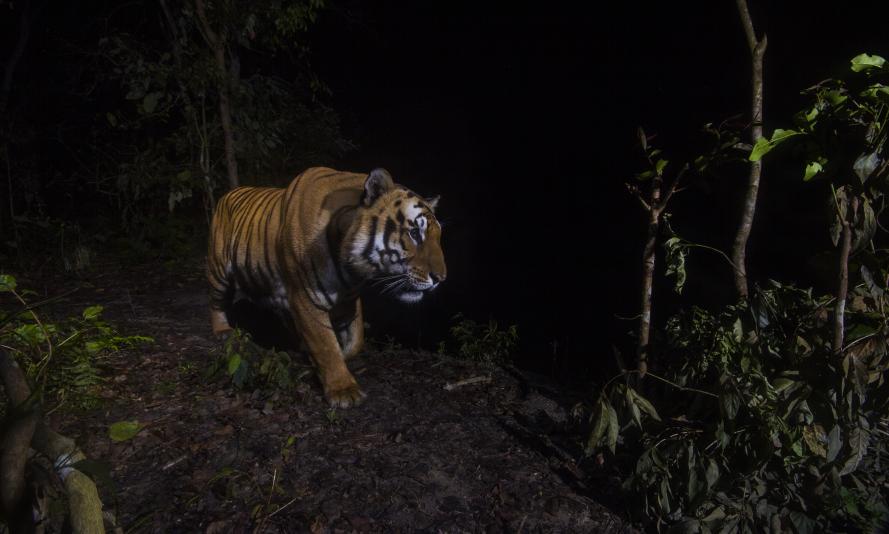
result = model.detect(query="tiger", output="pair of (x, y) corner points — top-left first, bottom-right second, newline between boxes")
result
(207, 167), (446, 408)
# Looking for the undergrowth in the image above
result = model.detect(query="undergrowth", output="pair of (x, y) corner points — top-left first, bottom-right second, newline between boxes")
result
(440, 313), (518, 366)
(0, 274), (152, 412)
(208, 328), (312, 391)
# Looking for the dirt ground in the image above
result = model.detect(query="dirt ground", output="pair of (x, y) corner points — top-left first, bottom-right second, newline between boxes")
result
(34, 259), (634, 533)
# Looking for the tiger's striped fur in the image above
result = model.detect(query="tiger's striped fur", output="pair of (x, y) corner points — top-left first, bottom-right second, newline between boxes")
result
(207, 167), (446, 407)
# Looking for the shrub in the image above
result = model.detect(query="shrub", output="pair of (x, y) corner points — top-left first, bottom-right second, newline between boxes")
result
(587, 280), (889, 532)
(208, 328), (311, 391)
(444, 314), (518, 365)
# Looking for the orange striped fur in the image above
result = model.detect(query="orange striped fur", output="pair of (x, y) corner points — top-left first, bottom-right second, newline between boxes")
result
(207, 167), (446, 407)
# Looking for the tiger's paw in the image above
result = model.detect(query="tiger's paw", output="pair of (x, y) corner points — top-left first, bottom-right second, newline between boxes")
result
(324, 382), (367, 409)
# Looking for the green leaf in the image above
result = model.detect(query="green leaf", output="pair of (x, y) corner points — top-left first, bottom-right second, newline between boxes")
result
(586, 399), (610, 453)
(803, 161), (823, 181)
(705, 459), (719, 489)
(14, 323), (46, 345)
(0, 274), (16, 292)
(851, 198), (876, 254)
(860, 265), (884, 298)
(109, 420), (143, 442)
(771, 128), (800, 143)
(82, 305), (104, 321)
(839, 427), (870, 475)
(632, 391), (662, 422)
(789, 510), (816, 534)
(663, 237), (687, 294)
(826, 89), (848, 106)
(773, 378), (798, 399)
(702, 504), (726, 523)
(655, 159), (669, 175)
(142, 92), (161, 114)
(636, 170), (655, 181)
(719, 388), (740, 420)
(606, 402), (619, 454)
(748, 137), (772, 162)
(749, 129), (801, 162)
(227, 354), (242, 376)
(827, 425), (842, 462)
(853, 151), (880, 183)
(637, 126), (648, 150)
(862, 83), (889, 99)
(627, 387), (642, 429)
(850, 53), (886, 72)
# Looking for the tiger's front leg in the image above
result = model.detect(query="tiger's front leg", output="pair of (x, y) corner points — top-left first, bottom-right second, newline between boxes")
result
(291, 293), (366, 408)
(332, 299), (365, 360)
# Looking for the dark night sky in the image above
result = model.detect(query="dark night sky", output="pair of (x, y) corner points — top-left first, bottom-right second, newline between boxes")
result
(4, 1), (888, 379)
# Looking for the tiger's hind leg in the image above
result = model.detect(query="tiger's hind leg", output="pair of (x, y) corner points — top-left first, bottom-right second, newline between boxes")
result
(208, 261), (235, 337)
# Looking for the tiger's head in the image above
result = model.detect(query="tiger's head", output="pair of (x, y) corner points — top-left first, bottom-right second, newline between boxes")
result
(347, 168), (446, 303)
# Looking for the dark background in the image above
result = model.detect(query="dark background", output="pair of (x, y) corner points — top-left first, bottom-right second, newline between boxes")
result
(310, 1), (886, 379)
(3, 1), (887, 381)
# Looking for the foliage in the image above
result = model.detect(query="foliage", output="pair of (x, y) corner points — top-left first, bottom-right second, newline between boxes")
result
(589, 54), (889, 533)
(2, 0), (352, 263)
(92, 1), (352, 229)
(0, 275), (153, 411)
(1, 215), (95, 273)
(208, 328), (311, 391)
(443, 314), (518, 365)
(588, 281), (889, 532)
(108, 420), (145, 442)
(751, 53), (889, 254)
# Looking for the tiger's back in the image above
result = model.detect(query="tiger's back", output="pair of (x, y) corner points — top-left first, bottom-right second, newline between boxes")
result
(208, 186), (288, 310)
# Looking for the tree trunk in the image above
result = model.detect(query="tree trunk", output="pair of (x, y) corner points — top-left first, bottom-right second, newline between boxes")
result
(833, 195), (856, 354)
(731, 0), (767, 299)
(636, 164), (665, 377)
(194, 0), (239, 190)
(637, 210), (659, 377)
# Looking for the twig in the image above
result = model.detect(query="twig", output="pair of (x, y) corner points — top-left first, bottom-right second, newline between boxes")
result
(443, 376), (491, 391)
(161, 454), (188, 472)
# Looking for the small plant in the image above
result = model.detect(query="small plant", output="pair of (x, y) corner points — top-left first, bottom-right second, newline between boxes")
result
(446, 313), (518, 365)
(208, 328), (311, 391)
(0, 274), (152, 411)
(325, 408), (339, 425)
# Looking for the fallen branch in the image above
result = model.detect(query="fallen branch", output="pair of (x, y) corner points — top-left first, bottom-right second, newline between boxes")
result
(0, 350), (106, 533)
(443, 376), (491, 391)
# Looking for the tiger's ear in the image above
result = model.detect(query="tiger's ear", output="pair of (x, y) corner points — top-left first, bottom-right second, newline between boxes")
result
(362, 168), (394, 206)
(425, 195), (440, 212)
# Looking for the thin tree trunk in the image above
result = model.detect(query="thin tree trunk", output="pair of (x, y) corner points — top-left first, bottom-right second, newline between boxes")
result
(194, 0), (239, 190)
(637, 211), (659, 377)
(833, 195), (856, 354)
(731, 0), (767, 299)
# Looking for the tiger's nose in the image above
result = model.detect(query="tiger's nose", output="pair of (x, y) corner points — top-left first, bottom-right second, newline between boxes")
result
(430, 272), (446, 285)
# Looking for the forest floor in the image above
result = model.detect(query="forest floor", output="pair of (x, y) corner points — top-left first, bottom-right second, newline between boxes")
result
(31, 257), (634, 533)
